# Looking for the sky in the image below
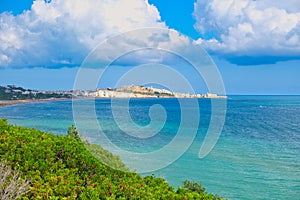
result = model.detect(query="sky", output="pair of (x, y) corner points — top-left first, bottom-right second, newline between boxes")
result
(0, 0), (299, 94)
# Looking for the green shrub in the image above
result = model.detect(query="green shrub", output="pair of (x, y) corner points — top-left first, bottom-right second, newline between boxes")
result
(0, 119), (224, 199)
(182, 180), (206, 193)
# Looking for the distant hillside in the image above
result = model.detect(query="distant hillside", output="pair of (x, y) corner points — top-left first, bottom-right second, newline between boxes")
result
(0, 85), (226, 100)
(0, 85), (71, 100)
(89, 85), (226, 98)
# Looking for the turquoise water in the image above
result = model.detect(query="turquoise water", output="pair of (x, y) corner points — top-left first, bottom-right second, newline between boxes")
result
(0, 96), (299, 199)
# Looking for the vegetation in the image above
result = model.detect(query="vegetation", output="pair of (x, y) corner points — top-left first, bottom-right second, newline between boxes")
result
(0, 85), (71, 100)
(0, 162), (30, 199)
(153, 91), (175, 97)
(0, 119), (224, 199)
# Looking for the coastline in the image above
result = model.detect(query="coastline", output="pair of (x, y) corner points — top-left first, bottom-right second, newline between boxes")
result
(0, 95), (227, 109)
(1, 85), (227, 104)
(0, 98), (70, 108)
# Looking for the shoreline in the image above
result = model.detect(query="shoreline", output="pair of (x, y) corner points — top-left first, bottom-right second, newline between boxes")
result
(0, 98), (70, 108)
(0, 95), (227, 108)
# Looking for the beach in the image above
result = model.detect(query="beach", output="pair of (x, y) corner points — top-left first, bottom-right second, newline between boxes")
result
(0, 98), (70, 108)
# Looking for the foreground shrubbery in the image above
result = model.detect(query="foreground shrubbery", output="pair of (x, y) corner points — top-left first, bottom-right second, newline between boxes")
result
(0, 119), (223, 199)
(0, 162), (30, 199)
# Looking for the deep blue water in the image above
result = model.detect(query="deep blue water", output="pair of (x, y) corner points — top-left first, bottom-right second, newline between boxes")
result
(0, 96), (299, 200)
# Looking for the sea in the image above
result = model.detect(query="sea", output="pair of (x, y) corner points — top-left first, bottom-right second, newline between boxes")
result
(0, 96), (299, 200)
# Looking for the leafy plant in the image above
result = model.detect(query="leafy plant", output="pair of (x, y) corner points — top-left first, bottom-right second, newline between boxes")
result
(67, 124), (80, 140)
(0, 118), (224, 199)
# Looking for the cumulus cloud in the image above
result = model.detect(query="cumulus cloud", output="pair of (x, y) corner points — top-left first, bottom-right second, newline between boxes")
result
(0, 0), (166, 68)
(85, 28), (191, 67)
(193, 0), (300, 65)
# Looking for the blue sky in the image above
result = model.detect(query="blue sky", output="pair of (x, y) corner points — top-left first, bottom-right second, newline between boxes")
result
(0, 0), (299, 94)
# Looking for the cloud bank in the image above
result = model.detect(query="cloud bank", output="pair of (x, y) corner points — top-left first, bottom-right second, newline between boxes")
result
(0, 0), (165, 68)
(2, 0), (299, 67)
(194, 0), (300, 65)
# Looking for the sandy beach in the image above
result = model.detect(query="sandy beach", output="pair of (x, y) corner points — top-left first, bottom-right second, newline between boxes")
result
(0, 98), (70, 108)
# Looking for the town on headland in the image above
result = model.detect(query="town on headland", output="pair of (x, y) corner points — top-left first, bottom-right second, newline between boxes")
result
(0, 85), (227, 103)
(77, 85), (227, 99)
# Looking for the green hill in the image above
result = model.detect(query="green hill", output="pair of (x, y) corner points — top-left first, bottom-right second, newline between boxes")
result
(0, 85), (71, 100)
(0, 119), (223, 199)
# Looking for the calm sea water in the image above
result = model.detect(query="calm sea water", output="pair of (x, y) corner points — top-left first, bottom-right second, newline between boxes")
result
(0, 96), (299, 200)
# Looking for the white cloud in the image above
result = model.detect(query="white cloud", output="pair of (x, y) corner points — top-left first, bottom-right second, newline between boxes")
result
(194, 0), (300, 61)
(0, 0), (166, 68)
(79, 27), (193, 68)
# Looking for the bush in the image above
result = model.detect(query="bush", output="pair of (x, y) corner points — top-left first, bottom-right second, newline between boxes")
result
(182, 180), (206, 193)
(0, 119), (224, 199)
